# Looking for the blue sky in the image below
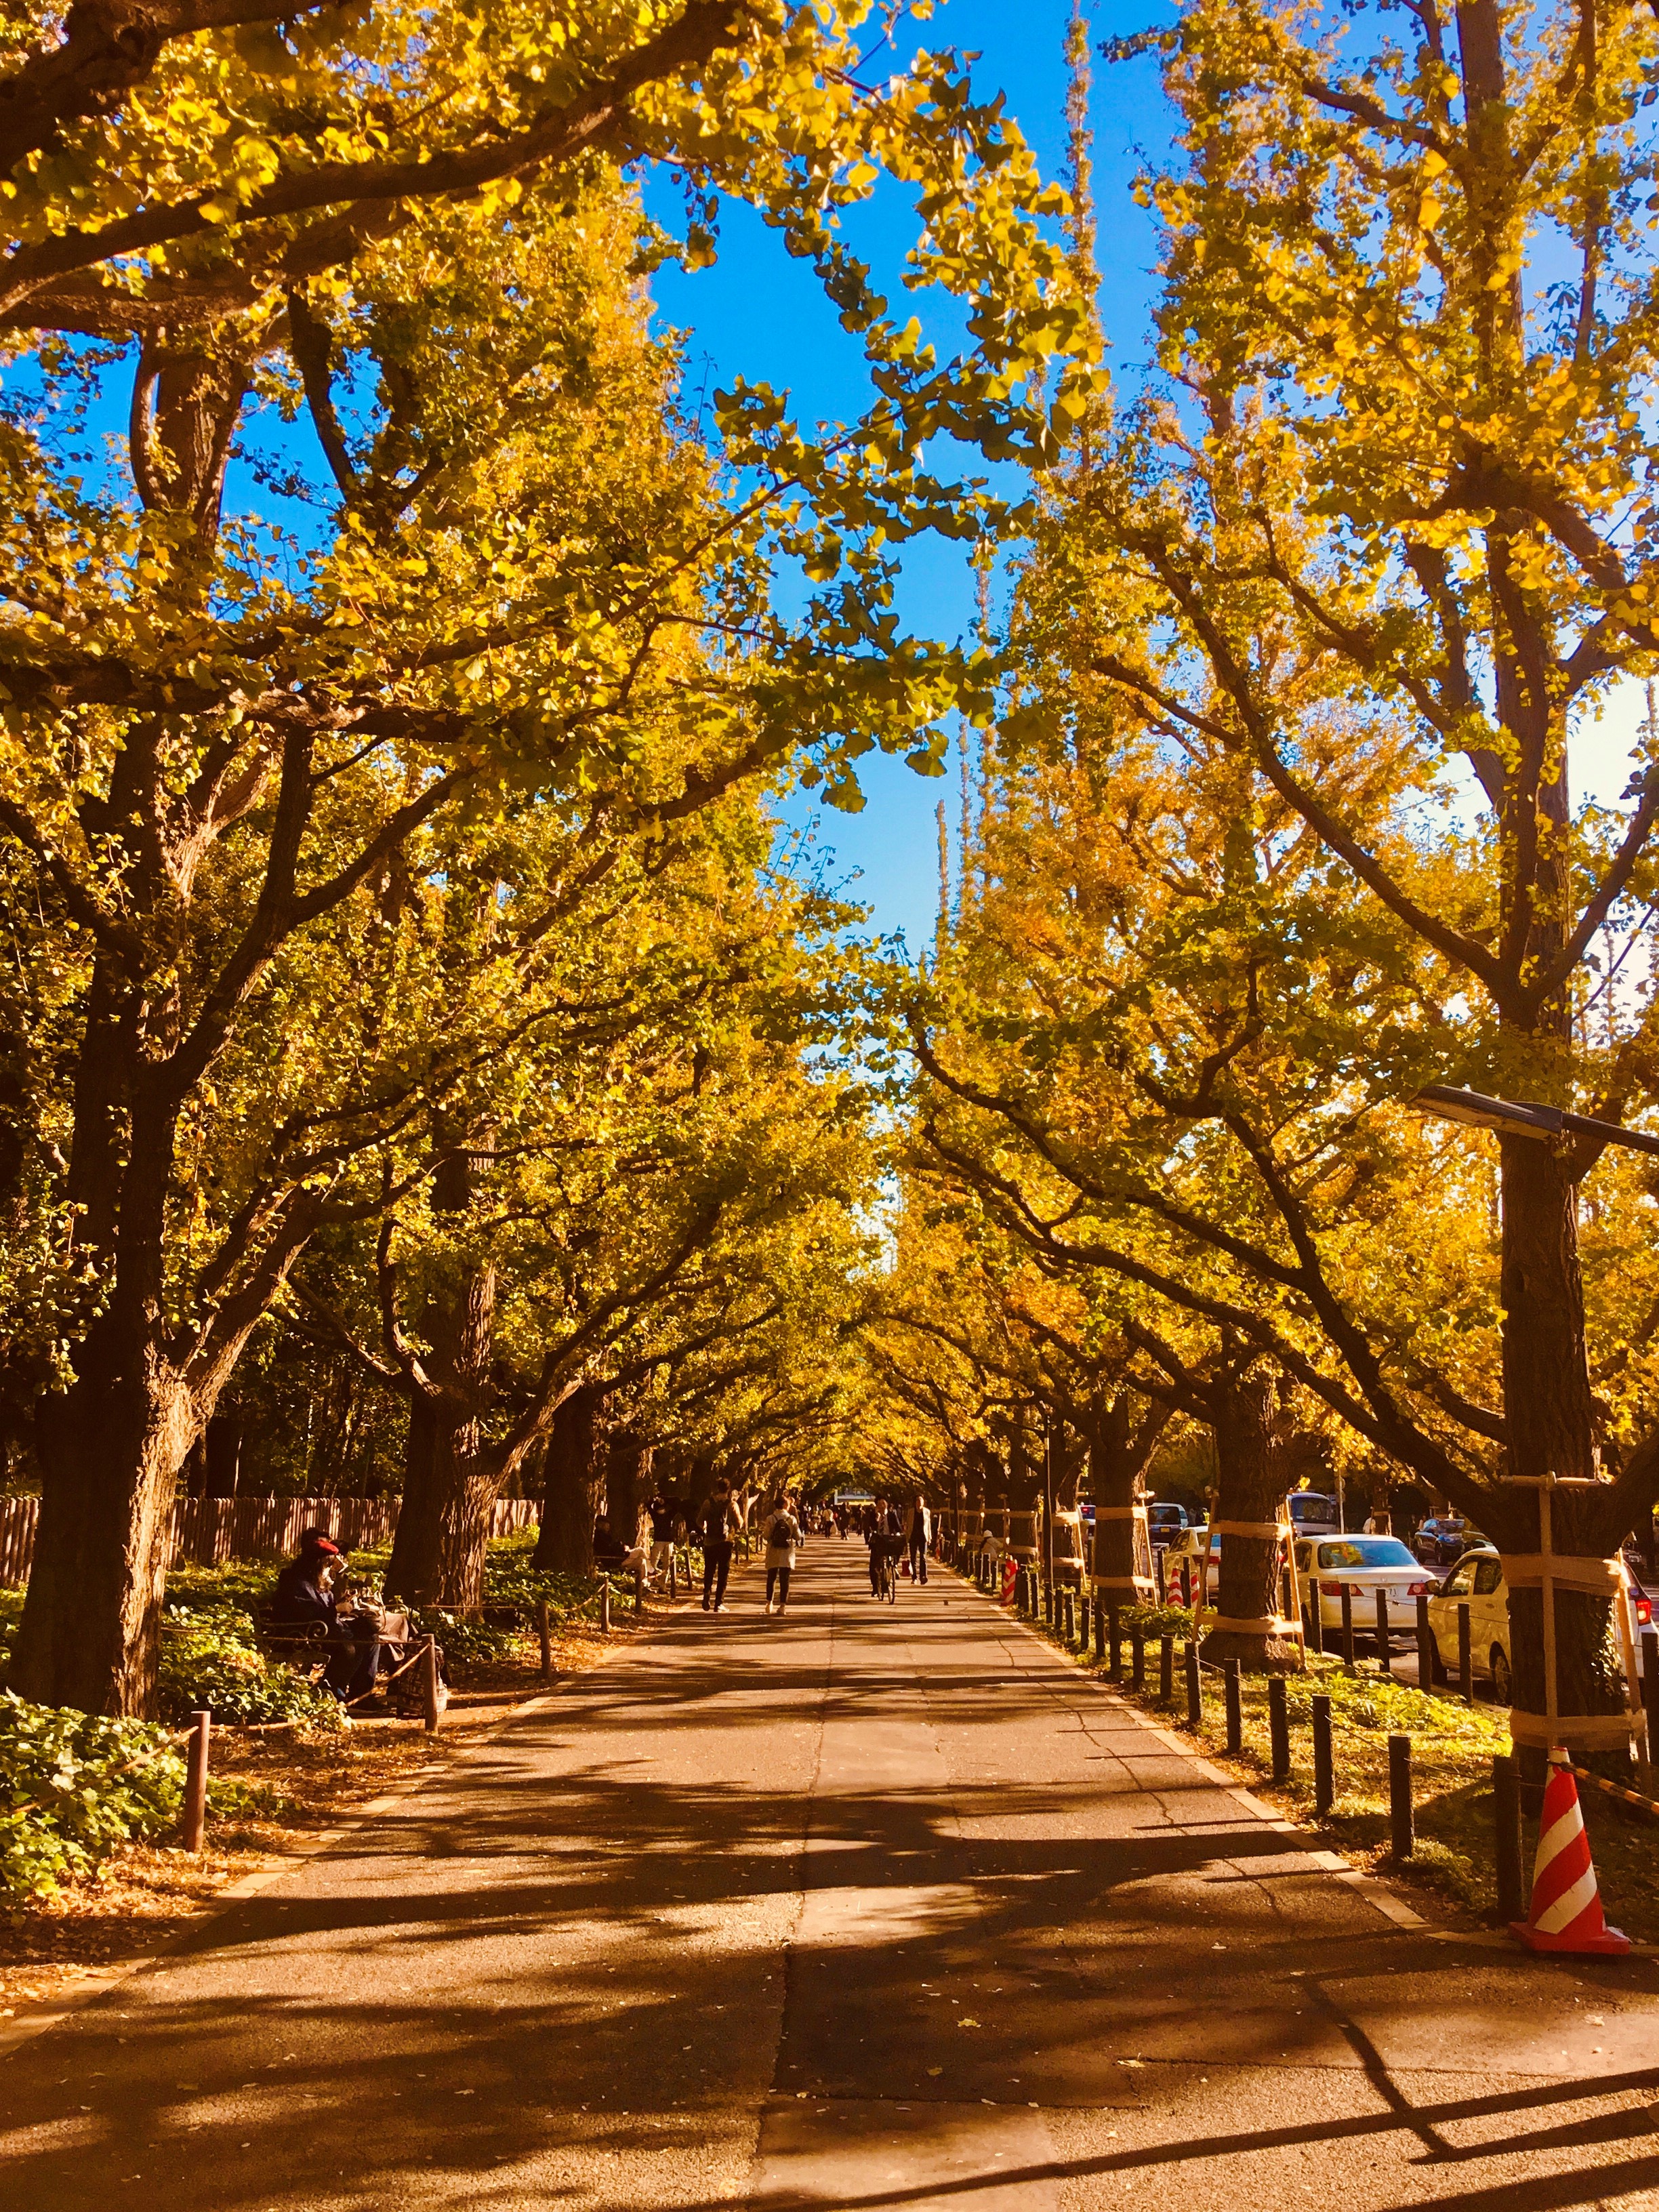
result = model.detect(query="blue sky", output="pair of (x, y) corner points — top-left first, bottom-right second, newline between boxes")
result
(647, 1), (1171, 949)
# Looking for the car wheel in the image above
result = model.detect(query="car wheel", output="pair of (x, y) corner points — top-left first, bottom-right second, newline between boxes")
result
(1491, 1649), (1513, 1705)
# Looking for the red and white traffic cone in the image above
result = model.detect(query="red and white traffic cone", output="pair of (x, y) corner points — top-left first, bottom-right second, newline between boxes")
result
(1511, 1747), (1629, 1956)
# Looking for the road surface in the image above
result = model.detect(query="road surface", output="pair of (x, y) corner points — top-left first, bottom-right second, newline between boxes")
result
(5, 1540), (1658, 2210)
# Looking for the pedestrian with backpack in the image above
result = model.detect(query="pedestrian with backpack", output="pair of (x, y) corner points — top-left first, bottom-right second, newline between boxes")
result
(763, 1496), (801, 1615)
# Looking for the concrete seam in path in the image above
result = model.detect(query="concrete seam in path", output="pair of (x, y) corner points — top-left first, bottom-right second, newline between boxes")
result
(954, 1572), (1438, 1937)
(0, 1616), (664, 2066)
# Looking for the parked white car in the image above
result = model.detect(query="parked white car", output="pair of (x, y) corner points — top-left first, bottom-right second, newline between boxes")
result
(1425, 1544), (1652, 1704)
(1426, 1547), (1512, 1699)
(1293, 1534), (1437, 1645)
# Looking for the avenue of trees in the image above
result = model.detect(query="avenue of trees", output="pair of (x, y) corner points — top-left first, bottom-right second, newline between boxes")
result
(0, 0), (1093, 1714)
(5, 0), (1659, 1785)
(861, 0), (1659, 1767)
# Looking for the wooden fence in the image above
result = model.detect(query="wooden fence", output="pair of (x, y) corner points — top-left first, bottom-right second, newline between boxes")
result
(0, 1495), (539, 1589)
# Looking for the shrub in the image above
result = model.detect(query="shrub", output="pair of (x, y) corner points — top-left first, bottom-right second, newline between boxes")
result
(0, 1689), (184, 1898)
(159, 1602), (342, 1729)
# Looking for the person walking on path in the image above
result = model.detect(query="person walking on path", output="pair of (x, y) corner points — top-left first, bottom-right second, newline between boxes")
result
(762, 1496), (801, 1615)
(907, 1494), (931, 1586)
(701, 1479), (737, 1613)
(646, 1492), (678, 1588)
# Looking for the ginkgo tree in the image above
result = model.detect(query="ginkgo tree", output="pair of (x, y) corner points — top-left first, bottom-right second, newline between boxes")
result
(0, 0), (1098, 1715)
(918, 0), (1659, 1738)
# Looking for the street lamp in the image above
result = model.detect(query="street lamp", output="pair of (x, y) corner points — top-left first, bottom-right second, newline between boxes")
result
(1412, 1085), (1659, 1162)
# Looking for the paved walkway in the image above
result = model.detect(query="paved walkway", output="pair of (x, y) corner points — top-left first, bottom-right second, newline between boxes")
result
(5, 1543), (1659, 2211)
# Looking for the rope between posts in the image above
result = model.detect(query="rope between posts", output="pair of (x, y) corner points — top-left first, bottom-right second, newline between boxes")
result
(1567, 1761), (1659, 1821)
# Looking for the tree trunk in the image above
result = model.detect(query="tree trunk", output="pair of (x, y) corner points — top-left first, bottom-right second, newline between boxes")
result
(1086, 1396), (1141, 1594)
(13, 1336), (193, 1715)
(1204, 1367), (1298, 1674)
(533, 1384), (604, 1575)
(204, 1414), (241, 1497)
(607, 1431), (653, 1552)
(384, 1258), (498, 1613)
(1494, 1130), (1630, 1755)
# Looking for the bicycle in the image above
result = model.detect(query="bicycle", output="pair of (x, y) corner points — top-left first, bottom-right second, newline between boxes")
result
(879, 1541), (900, 1603)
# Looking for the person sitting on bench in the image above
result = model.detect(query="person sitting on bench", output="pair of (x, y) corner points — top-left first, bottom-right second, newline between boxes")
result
(273, 1532), (381, 1705)
(592, 1515), (647, 1579)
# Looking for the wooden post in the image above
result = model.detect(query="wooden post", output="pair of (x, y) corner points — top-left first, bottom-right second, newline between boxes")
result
(1458, 1601), (1473, 1706)
(1269, 1674), (1290, 1782)
(1130, 1631), (1145, 1693)
(182, 1709), (211, 1853)
(422, 1635), (441, 1732)
(600, 1578), (613, 1635)
(634, 1565), (645, 1616)
(1340, 1585), (1355, 1668)
(1108, 1603), (1122, 1681)
(1094, 1599), (1106, 1664)
(1158, 1633), (1174, 1703)
(537, 1599), (554, 1682)
(1313, 1693), (1334, 1816)
(1388, 1733), (1413, 1859)
(1309, 1582), (1325, 1656)
(1374, 1588), (1392, 1675)
(1079, 1593), (1090, 1652)
(1643, 1629), (1659, 1763)
(1224, 1660), (1242, 1755)
(1185, 1639), (1201, 1728)
(1493, 1753), (1525, 1922)
(1416, 1591), (1435, 1693)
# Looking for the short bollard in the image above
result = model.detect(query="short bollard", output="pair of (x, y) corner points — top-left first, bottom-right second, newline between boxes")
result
(1340, 1585), (1355, 1668)
(634, 1566), (645, 1616)
(1458, 1600), (1473, 1706)
(183, 1708), (211, 1853)
(1643, 1629), (1658, 1755)
(600, 1578), (613, 1635)
(1109, 1604), (1122, 1681)
(1044, 1578), (1054, 1629)
(1093, 1598), (1106, 1664)
(1158, 1634), (1174, 1704)
(1388, 1732), (1414, 1859)
(1130, 1631), (1146, 1694)
(1268, 1673), (1290, 1782)
(1078, 1593), (1090, 1651)
(1185, 1639), (1201, 1728)
(537, 1598), (555, 1681)
(1493, 1752), (1525, 1923)
(1063, 1589), (1076, 1645)
(1416, 1591), (1435, 1691)
(422, 1635), (442, 1732)
(1309, 1588), (1324, 1656)
(1224, 1658), (1242, 1755)
(1374, 1588), (1391, 1675)
(1312, 1692), (1334, 1816)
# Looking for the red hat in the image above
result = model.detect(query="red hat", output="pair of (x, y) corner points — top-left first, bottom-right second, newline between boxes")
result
(306, 1535), (342, 1557)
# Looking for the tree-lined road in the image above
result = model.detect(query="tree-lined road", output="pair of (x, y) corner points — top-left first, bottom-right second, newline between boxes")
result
(5, 1544), (1657, 2211)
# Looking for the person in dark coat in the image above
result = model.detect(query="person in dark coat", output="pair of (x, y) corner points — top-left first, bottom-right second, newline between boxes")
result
(701, 1480), (736, 1613)
(273, 1532), (380, 1704)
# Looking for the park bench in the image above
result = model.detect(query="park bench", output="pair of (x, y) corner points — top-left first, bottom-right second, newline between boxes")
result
(253, 1603), (446, 1723)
